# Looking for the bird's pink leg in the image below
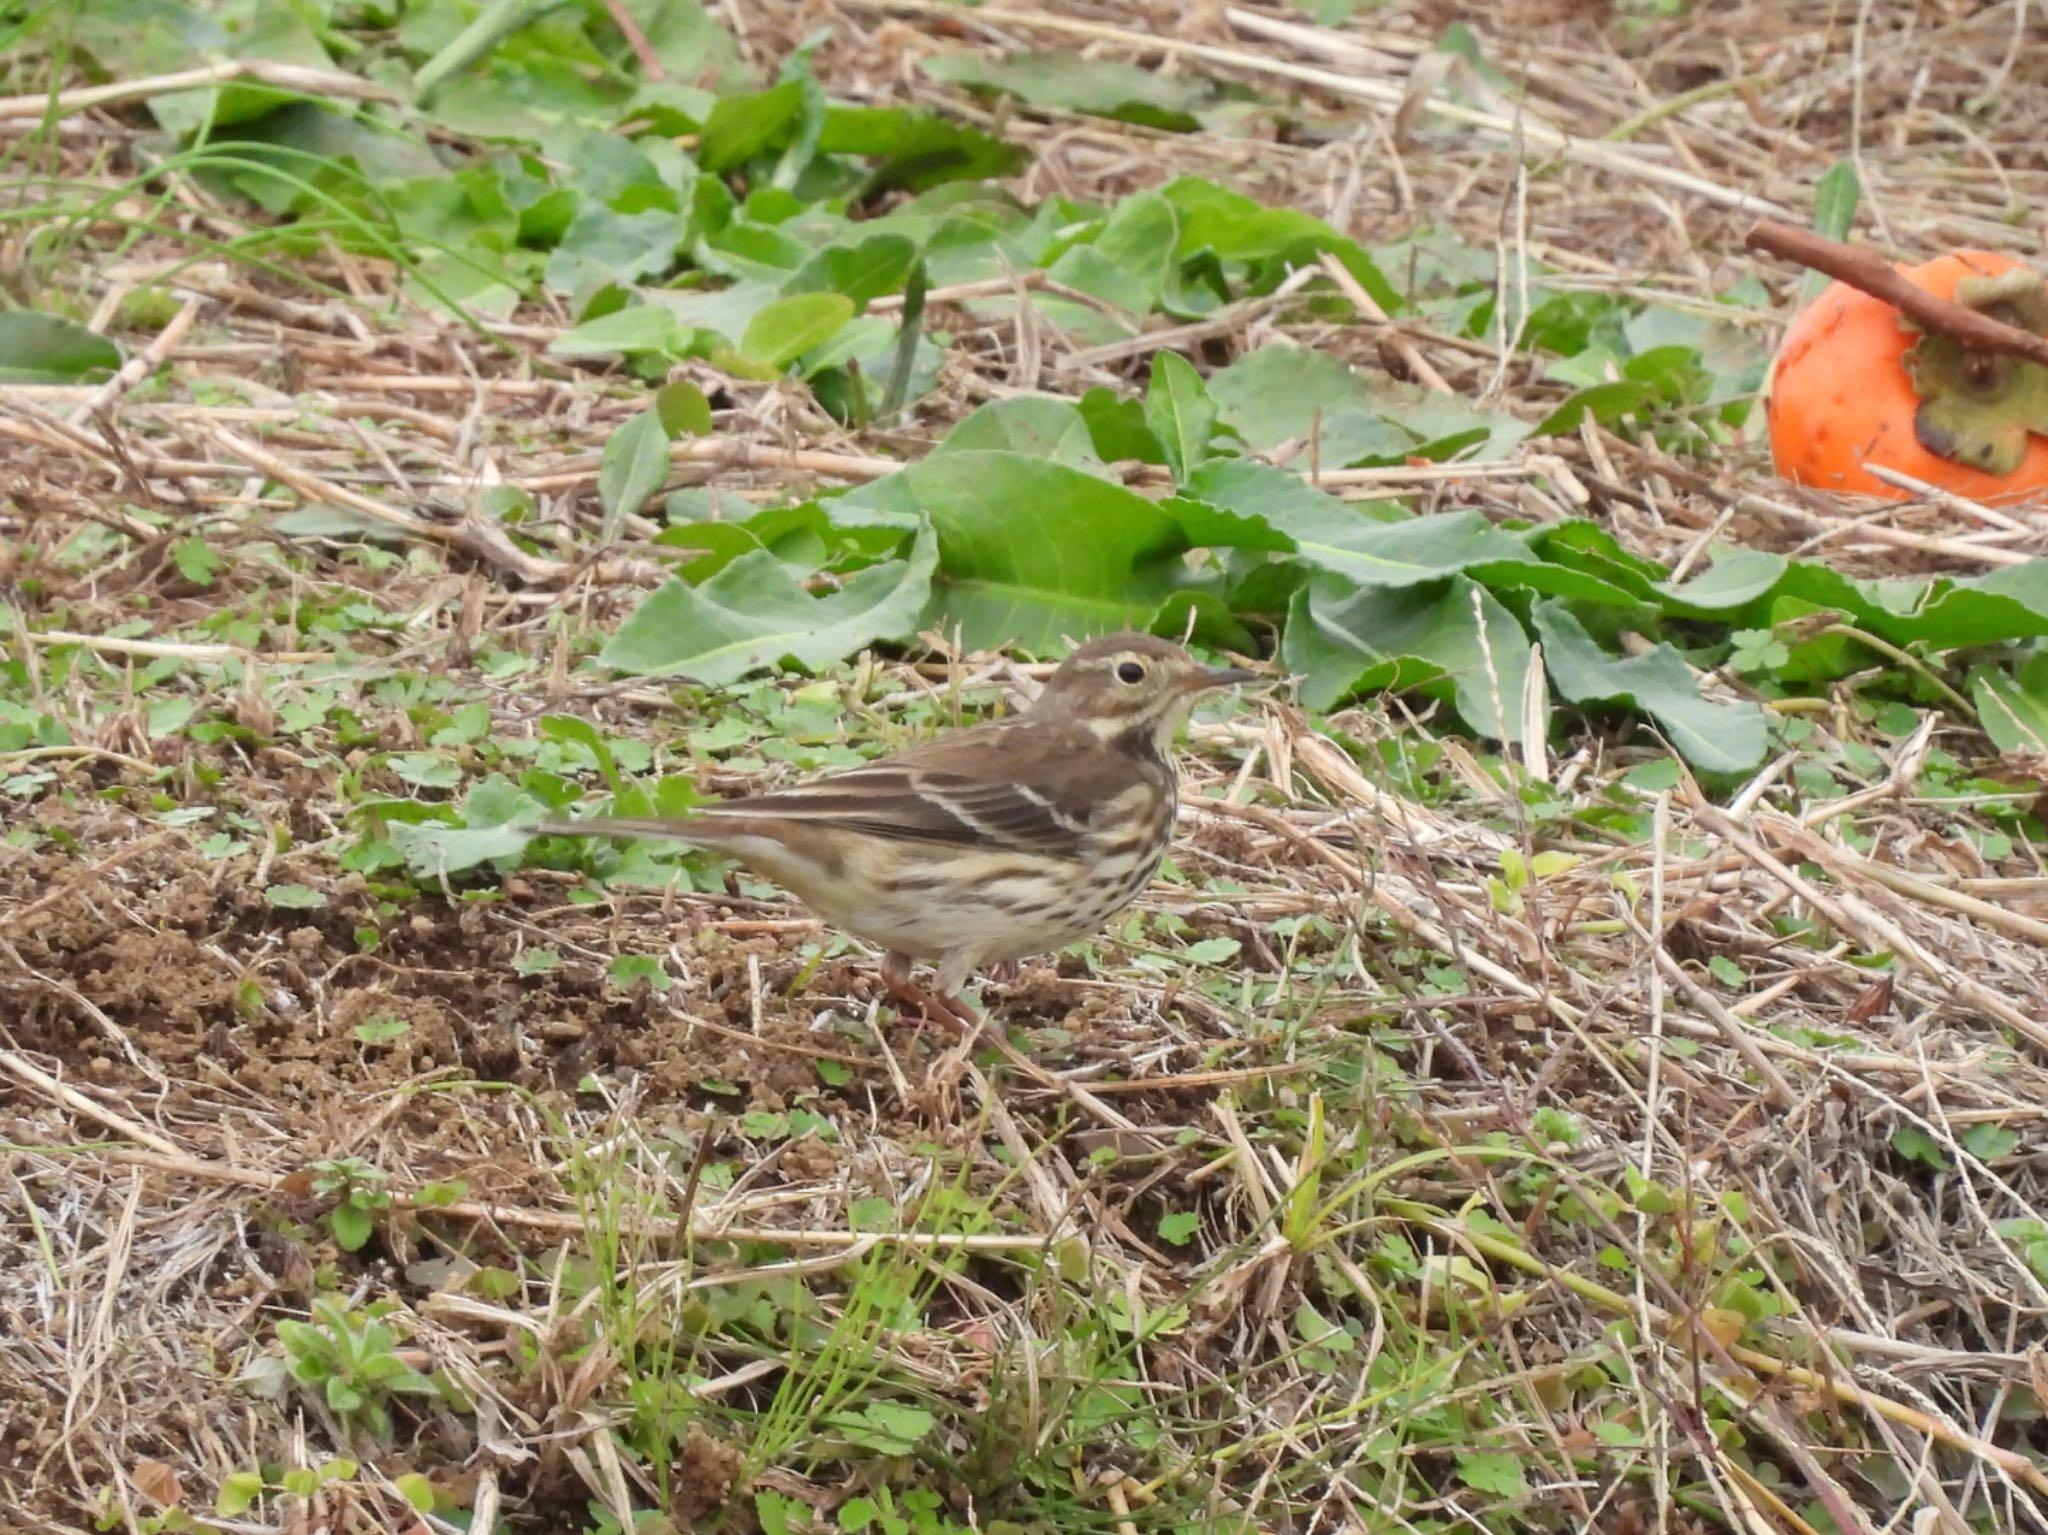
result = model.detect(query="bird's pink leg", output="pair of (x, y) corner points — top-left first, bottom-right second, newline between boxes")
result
(879, 952), (978, 1039)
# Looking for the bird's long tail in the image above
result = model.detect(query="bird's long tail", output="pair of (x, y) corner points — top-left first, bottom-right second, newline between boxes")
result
(531, 815), (710, 843)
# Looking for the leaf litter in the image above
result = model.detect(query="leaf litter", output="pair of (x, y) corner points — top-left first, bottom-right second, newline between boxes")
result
(2, 2), (2048, 1533)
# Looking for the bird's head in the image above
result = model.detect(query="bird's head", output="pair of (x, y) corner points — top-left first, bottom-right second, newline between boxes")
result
(1029, 633), (1257, 757)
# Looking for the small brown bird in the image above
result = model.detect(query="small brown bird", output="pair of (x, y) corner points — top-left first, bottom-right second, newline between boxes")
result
(536, 634), (1256, 1029)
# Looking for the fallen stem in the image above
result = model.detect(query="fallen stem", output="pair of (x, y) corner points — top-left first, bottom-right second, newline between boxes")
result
(1745, 220), (2048, 368)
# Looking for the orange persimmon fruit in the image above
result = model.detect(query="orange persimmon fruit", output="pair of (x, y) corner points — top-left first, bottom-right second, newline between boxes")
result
(1766, 249), (2048, 500)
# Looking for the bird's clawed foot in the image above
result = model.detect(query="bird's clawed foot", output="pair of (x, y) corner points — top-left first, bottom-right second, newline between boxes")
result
(879, 955), (987, 1111)
(879, 954), (982, 1039)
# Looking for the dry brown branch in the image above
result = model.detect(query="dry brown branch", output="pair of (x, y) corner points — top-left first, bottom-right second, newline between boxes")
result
(1745, 219), (2048, 367)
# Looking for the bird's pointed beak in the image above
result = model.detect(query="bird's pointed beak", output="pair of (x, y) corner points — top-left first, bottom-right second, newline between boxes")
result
(1187, 664), (1259, 692)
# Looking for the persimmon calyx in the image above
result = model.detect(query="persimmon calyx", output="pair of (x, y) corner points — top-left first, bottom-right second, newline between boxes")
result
(1906, 267), (2048, 476)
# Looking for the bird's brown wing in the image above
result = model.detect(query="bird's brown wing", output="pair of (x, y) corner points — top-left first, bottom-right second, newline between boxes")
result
(700, 719), (1153, 858)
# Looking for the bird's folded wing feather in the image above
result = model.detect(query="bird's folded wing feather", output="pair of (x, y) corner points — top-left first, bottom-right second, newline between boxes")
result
(702, 726), (1139, 857)
(535, 724), (1159, 858)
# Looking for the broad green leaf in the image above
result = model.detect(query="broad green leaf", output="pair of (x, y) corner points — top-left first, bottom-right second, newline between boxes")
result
(699, 80), (807, 170)
(1162, 496), (1300, 555)
(1284, 574), (1537, 744)
(901, 452), (1189, 650)
(653, 521), (763, 581)
(1653, 549), (1790, 613)
(819, 104), (1028, 191)
(543, 204), (688, 292)
(1898, 561), (2048, 650)
(1971, 663), (2048, 755)
(1209, 342), (1524, 467)
(736, 292), (855, 369)
(597, 408), (672, 539)
(1532, 379), (1655, 437)
(1162, 176), (1400, 312)
(1146, 351), (1216, 483)
(646, 281), (783, 347)
(599, 524), (936, 682)
(1533, 602), (1767, 773)
(636, 0), (748, 87)
(1078, 387), (1166, 464)
(388, 821), (532, 879)
(784, 233), (916, 307)
(1183, 460), (1535, 588)
(921, 51), (1222, 131)
(394, 1474), (434, 1514)
(935, 397), (1102, 467)
(1046, 191), (1178, 319)
(656, 379), (714, 437)
(1456, 1451), (1529, 1499)
(0, 312), (121, 383)
(548, 304), (695, 361)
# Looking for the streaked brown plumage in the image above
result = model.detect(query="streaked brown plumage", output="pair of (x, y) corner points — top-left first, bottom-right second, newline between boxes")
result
(535, 634), (1256, 1028)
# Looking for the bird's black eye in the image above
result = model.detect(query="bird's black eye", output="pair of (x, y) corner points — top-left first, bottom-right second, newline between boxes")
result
(1115, 659), (1146, 684)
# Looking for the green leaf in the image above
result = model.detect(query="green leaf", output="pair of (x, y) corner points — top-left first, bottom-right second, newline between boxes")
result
(1532, 602), (1767, 773)
(389, 820), (533, 880)
(1811, 158), (1861, 243)
(0, 311), (122, 383)
(1163, 176), (1400, 312)
(544, 204), (689, 293)
(1209, 341), (1523, 467)
(1183, 460), (1535, 588)
(936, 397), (1102, 467)
(328, 1201), (374, 1253)
(171, 535), (226, 586)
(394, 1473), (434, 1513)
(901, 452), (1189, 650)
(264, 883), (328, 910)
(1047, 190), (1177, 317)
(1146, 351), (1216, 483)
(280, 1467), (321, 1498)
(656, 379), (714, 437)
(597, 408), (672, 539)
(599, 524), (936, 683)
(785, 233), (916, 307)
(1890, 1124), (1951, 1172)
(1532, 379), (1656, 437)
(737, 291), (855, 369)
(921, 51), (1224, 131)
(829, 1400), (934, 1454)
(1653, 548), (1789, 613)
(699, 79), (807, 170)
(548, 304), (695, 362)
(1960, 1122), (2018, 1161)
(1798, 159), (1860, 303)
(879, 255), (926, 420)
(1456, 1450), (1529, 1499)
(216, 1471), (265, 1517)
(1971, 663), (2048, 755)
(1078, 387), (1165, 463)
(610, 953), (671, 991)
(1284, 574), (1538, 746)
(1157, 1210), (1200, 1246)
(818, 104), (1028, 192)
